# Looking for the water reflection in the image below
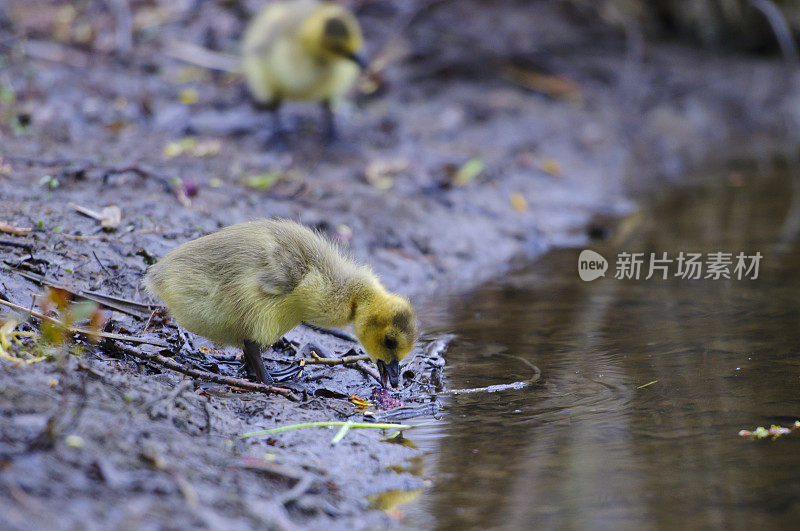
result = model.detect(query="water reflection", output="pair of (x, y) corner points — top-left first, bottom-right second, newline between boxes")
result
(415, 167), (800, 528)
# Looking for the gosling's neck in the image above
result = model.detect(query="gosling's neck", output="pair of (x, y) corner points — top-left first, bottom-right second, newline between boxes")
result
(299, 266), (383, 328)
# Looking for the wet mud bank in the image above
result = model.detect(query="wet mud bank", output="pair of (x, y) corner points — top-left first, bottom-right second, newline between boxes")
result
(2, 1), (800, 528)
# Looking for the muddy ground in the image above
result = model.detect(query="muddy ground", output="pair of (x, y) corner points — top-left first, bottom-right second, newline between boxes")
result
(1, 1), (800, 529)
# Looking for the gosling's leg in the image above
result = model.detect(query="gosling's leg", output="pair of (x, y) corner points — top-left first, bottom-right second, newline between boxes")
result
(243, 340), (274, 385)
(321, 99), (337, 143)
(254, 99), (286, 147)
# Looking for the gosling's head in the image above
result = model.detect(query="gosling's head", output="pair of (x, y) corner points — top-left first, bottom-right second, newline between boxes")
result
(353, 291), (417, 388)
(300, 3), (365, 67)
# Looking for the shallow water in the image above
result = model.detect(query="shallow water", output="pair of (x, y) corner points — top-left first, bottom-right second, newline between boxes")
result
(406, 166), (800, 528)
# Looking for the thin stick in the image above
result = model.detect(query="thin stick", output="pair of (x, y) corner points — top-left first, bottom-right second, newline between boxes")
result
(238, 421), (411, 441)
(356, 360), (381, 384)
(0, 222), (31, 237)
(111, 341), (298, 401)
(164, 40), (243, 73)
(439, 356), (542, 396)
(92, 251), (111, 276)
(301, 352), (369, 365)
(0, 298), (170, 348)
(142, 309), (157, 332)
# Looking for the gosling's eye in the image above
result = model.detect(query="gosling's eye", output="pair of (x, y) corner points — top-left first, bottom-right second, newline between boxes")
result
(384, 336), (398, 350)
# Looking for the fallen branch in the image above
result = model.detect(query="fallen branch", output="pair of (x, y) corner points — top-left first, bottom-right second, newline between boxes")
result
(440, 356), (541, 396)
(17, 270), (156, 319)
(111, 341), (298, 401)
(0, 298), (170, 348)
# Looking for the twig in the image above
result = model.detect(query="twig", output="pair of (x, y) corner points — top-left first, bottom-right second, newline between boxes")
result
(142, 309), (157, 332)
(22, 39), (89, 68)
(0, 222), (31, 237)
(0, 297), (170, 347)
(92, 251), (111, 276)
(164, 40), (243, 73)
(238, 421), (411, 444)
(111, 341), (298, 401)
(439, 356), (541, 396)
(356, 360), (381, 385)
(300, 352), (369, 365)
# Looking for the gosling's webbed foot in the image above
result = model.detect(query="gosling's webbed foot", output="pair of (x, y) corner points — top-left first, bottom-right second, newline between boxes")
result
(254, 99), (288, 150)
(320, 100), (337, 144)
(243, 340), (274, 385)
(242, 340), (306, 391)
(264, 128), (289, 151)
(268, 364), (304, 382)
(263, 365), (307, 394)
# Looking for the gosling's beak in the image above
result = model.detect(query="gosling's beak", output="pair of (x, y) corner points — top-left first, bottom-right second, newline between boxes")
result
(376, 359), (400, 388)
(346, 52), (368, 69)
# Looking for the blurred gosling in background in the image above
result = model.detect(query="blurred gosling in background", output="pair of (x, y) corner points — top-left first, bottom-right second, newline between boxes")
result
(242, 0), (366, 141)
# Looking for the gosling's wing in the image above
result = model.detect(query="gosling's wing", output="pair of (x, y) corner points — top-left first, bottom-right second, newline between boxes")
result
(255, 223), (313, 297)
(257, 257), (306, 296)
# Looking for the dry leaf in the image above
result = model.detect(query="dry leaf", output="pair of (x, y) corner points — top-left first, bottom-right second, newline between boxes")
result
(541, 158), (562, 176)
(503, 65), (582, 101)
(510, 193), (528, 212)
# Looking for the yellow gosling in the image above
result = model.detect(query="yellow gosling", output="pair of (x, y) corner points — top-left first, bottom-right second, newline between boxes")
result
(145, 219), (416, 388)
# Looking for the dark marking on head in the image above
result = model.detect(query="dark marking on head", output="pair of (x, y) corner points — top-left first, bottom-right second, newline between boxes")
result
(324, 17), (349, 39)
